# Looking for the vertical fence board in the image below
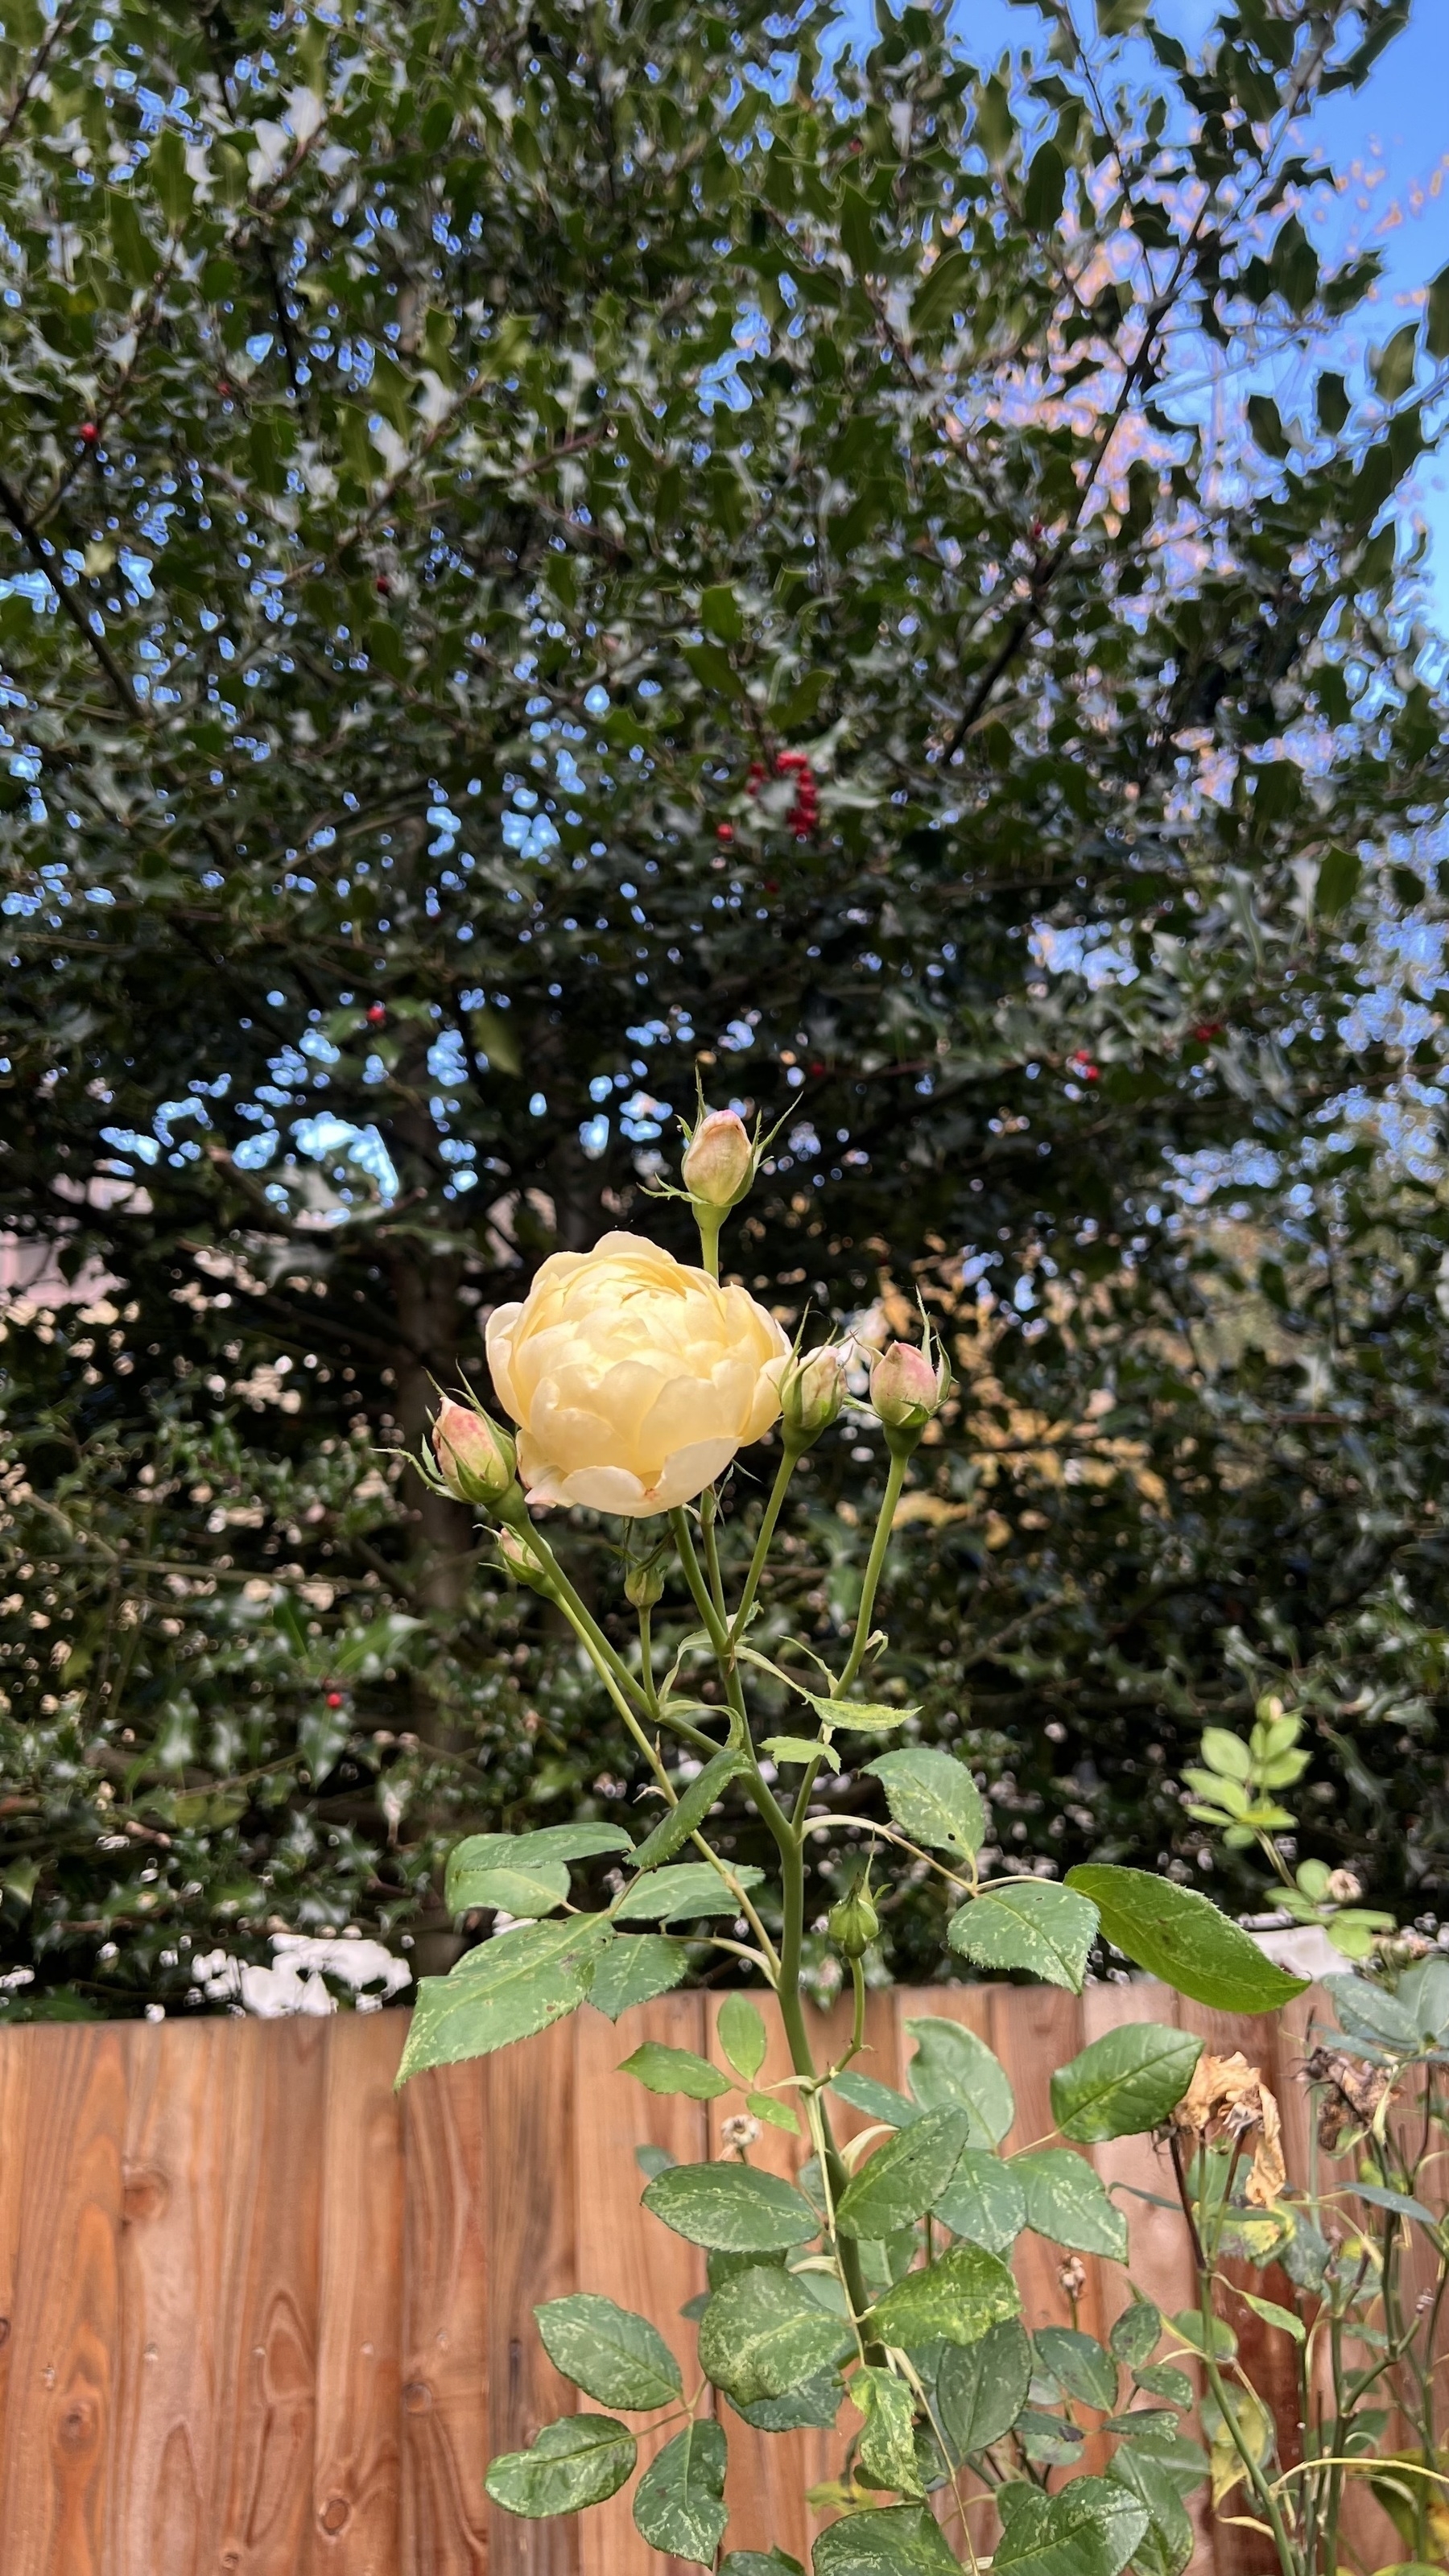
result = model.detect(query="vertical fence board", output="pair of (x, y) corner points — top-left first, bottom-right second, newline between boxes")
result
(398, 2054), (490, 2576)
(204, 2014), (328, 2575)
(485, 2015), (580, 2576)
(0, 2011), (32, 2448)
(576, 1992), (708, 2576)
(108, 2020), (231, 2576)
(312, 2011), (407, 2576)
(0, 2024), (127, 2576)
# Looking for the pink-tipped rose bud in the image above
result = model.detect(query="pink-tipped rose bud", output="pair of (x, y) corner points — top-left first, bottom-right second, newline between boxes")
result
(869, 1339), (949, 1433)
(681, 1107), (754, 1209)
(431, 1396), (517, 1508)
(780, 1345), (848, 1447)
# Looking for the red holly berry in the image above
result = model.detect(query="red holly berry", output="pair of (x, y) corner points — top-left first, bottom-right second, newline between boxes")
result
(775, 749), (809, 774)
(79, 423), (99, 446)
(716, 822), (734, 844)
(1192, 1021), (1223, 1043)
(747, 762), (766, 790)
(325, 1690), (345, 1710)
(217, 379), (233, 400)
(366, 1001), (386, 1026)
(808, 1059), (826, 1076)
(764, 878), (779, 893)
(1071, 1051), (1100, 1084)
(375, 573), (391, 597)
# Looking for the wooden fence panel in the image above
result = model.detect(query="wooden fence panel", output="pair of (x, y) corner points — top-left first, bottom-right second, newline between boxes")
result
(0, 1985), (1331, 2576)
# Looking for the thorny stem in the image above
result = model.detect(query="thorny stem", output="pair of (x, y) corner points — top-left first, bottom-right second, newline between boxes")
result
(1168, 2132), (1298, 2576)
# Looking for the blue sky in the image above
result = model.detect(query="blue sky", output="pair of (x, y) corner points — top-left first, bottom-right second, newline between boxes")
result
(842, 1), (1449, 621)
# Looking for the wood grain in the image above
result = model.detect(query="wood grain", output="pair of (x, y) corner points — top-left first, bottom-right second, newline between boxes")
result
(398, 2049), (490, 2576)
(312, 2011), (407, 2576)
(0, 2022), (127, 2576)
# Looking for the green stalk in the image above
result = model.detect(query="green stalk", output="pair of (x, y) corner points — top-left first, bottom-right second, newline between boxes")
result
(836, 1447), (909, 1697)
(502, 1497), (716, 1755)
(729, 1439), (805, 1642)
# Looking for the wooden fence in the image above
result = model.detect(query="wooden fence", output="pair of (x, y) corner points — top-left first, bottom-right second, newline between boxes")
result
(0, 1975), (1392, 2576)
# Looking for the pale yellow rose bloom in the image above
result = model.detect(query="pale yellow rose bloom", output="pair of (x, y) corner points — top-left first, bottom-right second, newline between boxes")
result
(485, 1231), (791, 1517)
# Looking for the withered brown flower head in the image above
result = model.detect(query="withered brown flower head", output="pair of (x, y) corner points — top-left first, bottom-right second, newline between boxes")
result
(1303, 2046), (1392, 2153)
(1170, 2050), (1286, 2207)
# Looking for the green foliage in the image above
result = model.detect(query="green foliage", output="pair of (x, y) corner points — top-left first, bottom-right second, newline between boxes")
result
(1064, 1865), (1308, 2013)
(835, 2109), (969, 2238)
(947, 1880), (1097, 1990)
(642, 2164), (820, 2253)
(2, 0), (1445, 2017)
(535, 2294), (683, 2410)
(485, 2415), (637, 2516)
(633, 2422), (729, 2566)
(1051, 2027), (1203, 2142)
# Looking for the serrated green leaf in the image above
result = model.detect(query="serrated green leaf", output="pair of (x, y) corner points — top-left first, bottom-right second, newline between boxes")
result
(829, 2071), (920, 2131)
(1013, 2150), (1127, 2258)
(948, 1880), (1097, 1991)
(643, 2161), (819, 2252)
(723, 2556), (806, 2576)
(800, 1691), (914, 1733)
(994, 2475), (1149, 2576)
(700, 2263), (851, 2402)
(631, 1748), (746, 1869)
(869, 2241), (1021, 2351)
(905, 2018), (1014, 2144)
(588, 1934), (689, 2021)
(485, 2414), (636, 2516)
(836, 2108), (969, 2239)
(813, 2504), (961, 2576)
(616, 1861), (764, 1922)
(1106, 2448), (1195, 2576)
(448, 1860), (570, 1918)
(1051, 2025), (1202, 2142)
(621, 2040), (732, 2099)
(1133, 2363), (1194, 2407)
(856, 2367), (923, 2496)
(1108, 2303), (1162, 2373)
(936, 2318), (1032, 2454)
(719, 1992), (768, 2079)
(746, 2089), (799, 2135)
(1064, 1865), (1308, 2013)
(1236, 2289), (1304, 2344)
(634, 2420), (729, 2565)
(865, 1748), (984, 1860)
(1034, 2326), (1118, 2413)
(728, 2372), (843, 2433)
(535, 2293), (683, 2409)
(764, 1736), (840, 1769)
(514, 1823), (635, 1865)
(932, 2146), (1026, 2253)
(397, 1914), (612, 2081)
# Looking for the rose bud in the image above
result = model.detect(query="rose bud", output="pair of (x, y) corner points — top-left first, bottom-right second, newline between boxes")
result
(828, 1874), (879, 1959)
(1326, 1868), (1363, 1906)
(681, 1106), (753, 1210)
(624, 1553), (667, 1610)
(497, 1525), (555, 1595)
(430, 1395), (517, 1507)
(780, 1345), (848, 1449)
(869, 1337), (950, 1434)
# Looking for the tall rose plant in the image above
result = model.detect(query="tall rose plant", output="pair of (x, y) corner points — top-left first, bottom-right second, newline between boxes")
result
(400, 1119), (1444, 2576)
